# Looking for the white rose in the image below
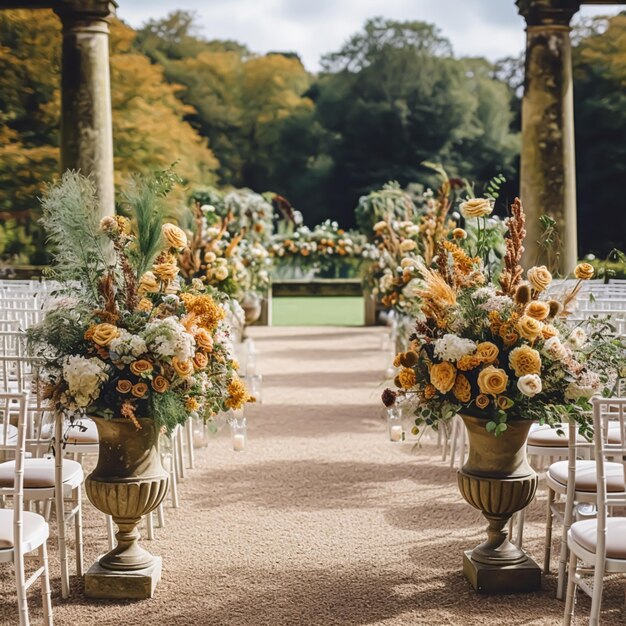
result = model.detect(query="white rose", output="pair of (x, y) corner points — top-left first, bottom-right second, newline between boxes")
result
(517, 374), (542, 397)
(460, 198), (493, 219)
(542, 336), (568, 361)
(566, 327), (587, 349)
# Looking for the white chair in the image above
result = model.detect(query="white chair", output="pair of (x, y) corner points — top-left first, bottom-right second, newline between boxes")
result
(564, 396), (626, 625)
(0, 392), (53, 626)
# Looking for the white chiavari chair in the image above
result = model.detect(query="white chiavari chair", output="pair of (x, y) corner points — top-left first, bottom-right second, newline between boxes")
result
(564, 397), (626, 625)
(0, 392), (53, 626)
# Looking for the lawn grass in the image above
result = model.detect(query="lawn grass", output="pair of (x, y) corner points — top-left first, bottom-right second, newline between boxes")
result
(271, 296), (364, 326)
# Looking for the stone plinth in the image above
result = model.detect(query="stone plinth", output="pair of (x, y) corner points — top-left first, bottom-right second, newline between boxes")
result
(85, 556), (162, 599)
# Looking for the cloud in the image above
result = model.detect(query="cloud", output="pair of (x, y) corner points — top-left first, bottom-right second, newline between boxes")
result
(117, 0), (620, 71)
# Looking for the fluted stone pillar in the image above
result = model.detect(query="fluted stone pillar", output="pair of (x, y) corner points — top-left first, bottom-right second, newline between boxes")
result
(54, 0), (117, 217)
(517, 0), (580, 273)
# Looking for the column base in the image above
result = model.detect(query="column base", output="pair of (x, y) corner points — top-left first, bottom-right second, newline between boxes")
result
(85, 556), (162, 599)
(463, 550), (541, 594)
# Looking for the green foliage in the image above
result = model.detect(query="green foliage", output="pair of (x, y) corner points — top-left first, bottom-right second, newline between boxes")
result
(355, 181), (416, 233)
(122, 168), (182, 277)
(39, 172), (112, 302)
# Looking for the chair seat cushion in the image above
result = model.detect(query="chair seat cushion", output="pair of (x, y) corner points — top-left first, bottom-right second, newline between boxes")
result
(570, 518), (626, 560)
(0, 509), (49, 552)
(548, 460), (626, 493)
(65, 419), (98, 445)
(527, 424), (585, 448)
(0, 458), (83, 489)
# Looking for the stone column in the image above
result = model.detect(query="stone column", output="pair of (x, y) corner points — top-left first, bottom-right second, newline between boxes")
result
(517, 0), (580, 273)
(54, 1), (117, 217)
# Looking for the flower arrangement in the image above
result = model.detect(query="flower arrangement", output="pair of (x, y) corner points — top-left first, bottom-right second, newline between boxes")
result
(270, 220), (367, 278)
(28, 171), (251, 431)
(178, 203), (253, 301)
(382, 197), (625, 436)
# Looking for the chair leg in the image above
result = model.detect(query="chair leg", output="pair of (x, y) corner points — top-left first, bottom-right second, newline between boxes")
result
(15, 552), (28, 626)
(449, 418), (458, 469)
(170, 457), (179, 509)
(146, 511), (155, 540)
(589, 558), (605, 626)
(105, 514), (115, 551)
(563, 550), (578, 626)
(157, 502), (165, 528)
(543, 488), (555, 573)
(176, 430), (185, 481)
(458, 422), (466, 468)
(43, 499), (52, 521)
(39, 543), (53, 626)
(185, 418), (195, 469)
(74, 487), (84, 577)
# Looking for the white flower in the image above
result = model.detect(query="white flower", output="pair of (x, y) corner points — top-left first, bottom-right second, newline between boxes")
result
(380, 273), (394, 292)
(109, 330), (148, 364)
(200, 204), (215, 213)
(542, 336), (568, 361)
(62, 355), (109, 408)
(567, 327), (587, 349)
(143, 317), (195, 361)
(517, 374), (542, 398)
(433, 334), (477, 362)
(480, 295), (513, 313)
(213, 266), (229, 281)
(471, 287), (497, 301)
(565, 372), (601, 400)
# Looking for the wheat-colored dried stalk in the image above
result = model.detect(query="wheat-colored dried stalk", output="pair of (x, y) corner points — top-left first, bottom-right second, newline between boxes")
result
(499, 197), (526, 296)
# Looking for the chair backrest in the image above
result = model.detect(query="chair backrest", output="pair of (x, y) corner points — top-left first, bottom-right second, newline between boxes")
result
(0, 331), (27, 357)
(0, 356), (42, 395)
(592, 397), (626, 561)
(0, 393), (28, 555)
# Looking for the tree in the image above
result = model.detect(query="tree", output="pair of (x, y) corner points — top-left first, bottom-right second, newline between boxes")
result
(573, 13), (626, 256)
(307, 18), (518, 226)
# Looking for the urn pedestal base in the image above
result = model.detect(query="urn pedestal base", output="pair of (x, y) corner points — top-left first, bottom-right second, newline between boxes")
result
(463, 551), (541, 594)
(85, 556), (161, 599)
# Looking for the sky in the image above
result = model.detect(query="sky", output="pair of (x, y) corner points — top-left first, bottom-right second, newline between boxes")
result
(118, 0), (621, 70)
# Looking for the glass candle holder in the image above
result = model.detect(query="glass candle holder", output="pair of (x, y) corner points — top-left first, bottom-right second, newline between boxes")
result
(387, 406), (403, 443)
(192, 417), (209, 449)
(247, 374), (263, 404)
(231, 415), (247, 452)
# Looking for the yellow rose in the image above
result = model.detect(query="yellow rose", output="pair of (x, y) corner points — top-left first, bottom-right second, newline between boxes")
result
(195, 329), (214, 352)
(574, 262), (594, 280)
(502, 332), (519, 348)
(116, 380), (132, 394)
(92, 323), (120, 347)
(476, 342), (499, 364)
(138, 271), (160, 295)
(135, 297), (153, 313)
(452, 228), (467, 240)
(525, 301), (550, 321)
(477, 366), (509, 396)
(542, 324), (559, 340)
(172, 357), (194, 378)
(497, 396), (514, 410)
(430, 362), (457, 394)
(131, 382), (148, 398)
(153, 262), (179, 282)
(509, 345), (542, 376)
(527, 266), (552, 292)
(162, 223), (188, 249)
(130, 360), (153, 376)
(460, 198), (493, 219)
(397, 368), (417, 389)
(476, 394), (490, 410)
(517, 315), (544, 341)
(452, 374), (471, 403)
(151, 375), (169, 393)
(193, 352), (208, 370)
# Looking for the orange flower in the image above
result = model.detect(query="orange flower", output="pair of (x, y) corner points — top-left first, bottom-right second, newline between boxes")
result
(517, 315), (543, 341)
(193, 352), (208, 370)
(574, 263), (594, 280)
(542, 324), (559, 340)
(502, 332), (519, 348)
(185, 397), (200, 411)
(509, 346), (542, 377)
(151, 375), (169, 393)
(525, 301), (550, 321)
(194, 329), (214, 351)
(130, 360), (153, 376)
(457, 354), (481, 371)
(476, 394), (490, 410)
(135, 298), (153, 313)
(172, 357), (194, 378)
(476, 342), (499, 364)
(452, 374), (471, 403)
(477, 366), (509, 396)
(116, 380), (132, 394)
(397, 368), (417, 389)
(430, 362), (457, 394)
(131, 382), (148, 398)
(423, 384), (436, 400)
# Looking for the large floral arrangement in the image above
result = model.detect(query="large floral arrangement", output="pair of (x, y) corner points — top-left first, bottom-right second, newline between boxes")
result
(270, 220), (367, 278)
(382, 198), (625, 436)
(28, 172), (250, 431)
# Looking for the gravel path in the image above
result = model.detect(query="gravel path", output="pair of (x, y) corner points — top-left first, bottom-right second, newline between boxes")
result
(0, 326), (623, 625)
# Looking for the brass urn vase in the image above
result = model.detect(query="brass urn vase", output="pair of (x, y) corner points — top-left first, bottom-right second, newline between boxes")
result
(84, 417), (169, 598)
(457, 413), (541, 593)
